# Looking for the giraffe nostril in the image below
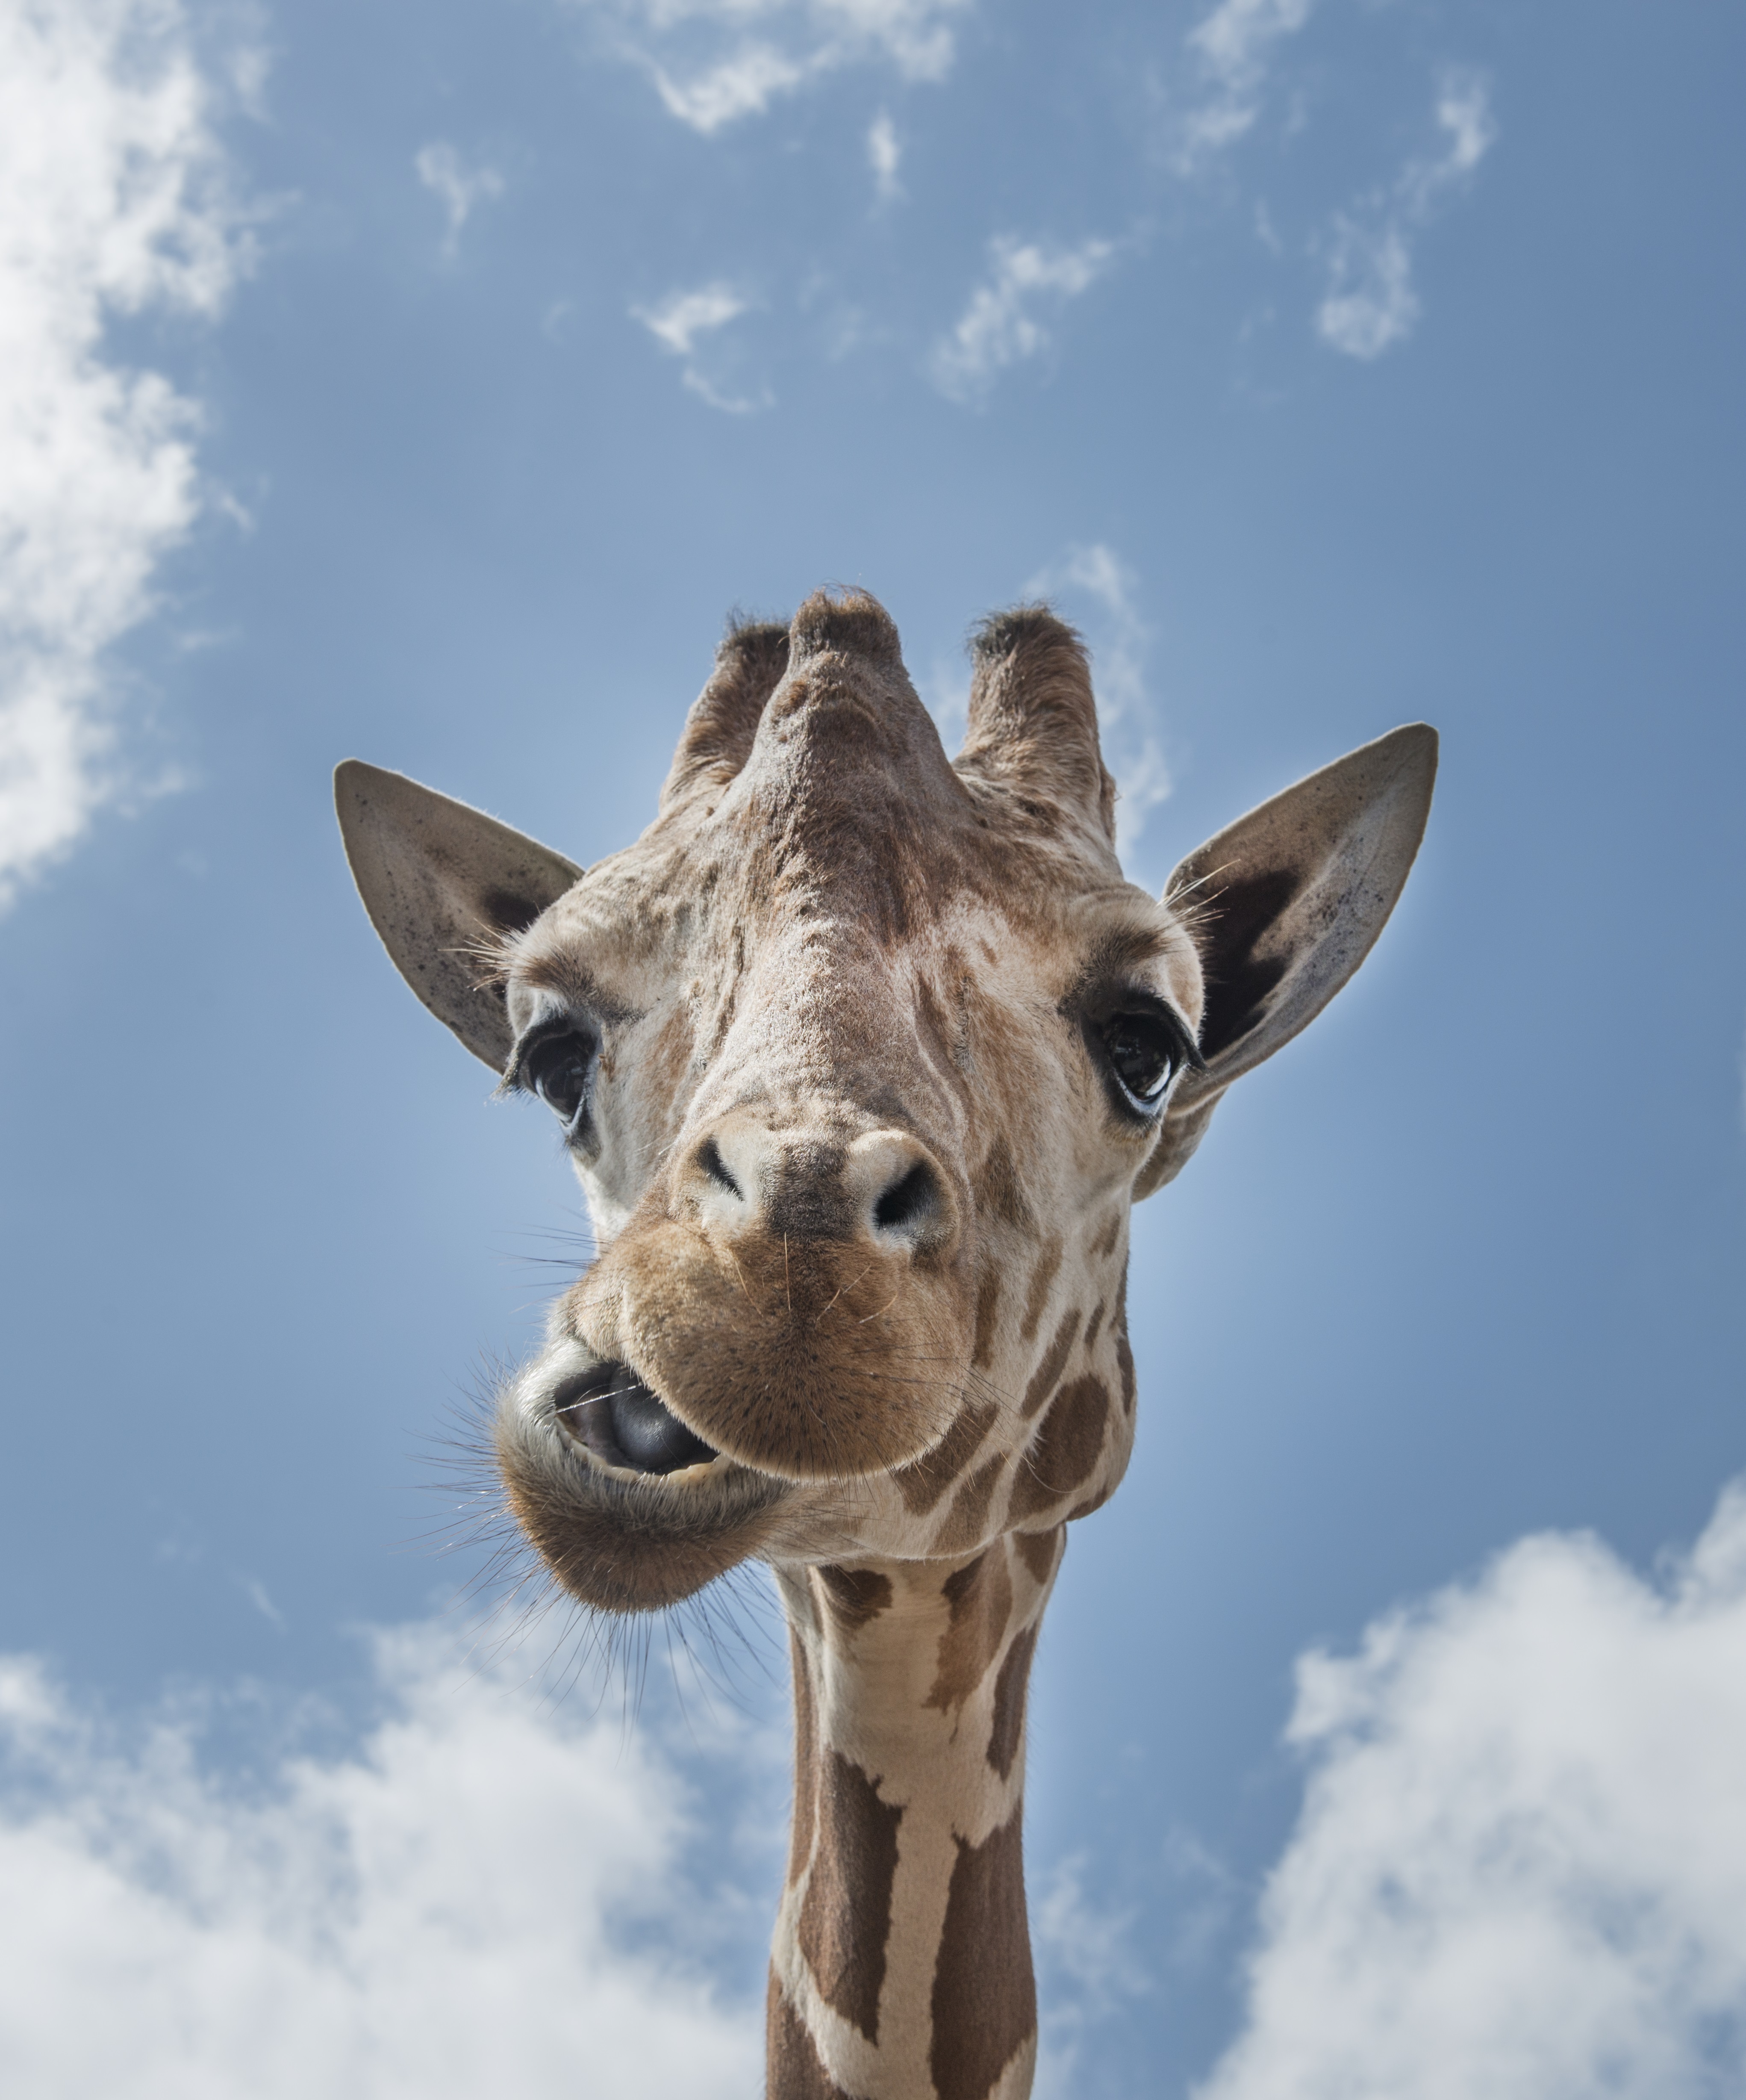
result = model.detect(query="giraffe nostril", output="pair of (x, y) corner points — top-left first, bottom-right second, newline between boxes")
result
(696, 1136), (744, 1200)
(872, 1160), (939, 1235)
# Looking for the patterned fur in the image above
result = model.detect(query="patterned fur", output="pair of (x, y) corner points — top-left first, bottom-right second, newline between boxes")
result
(336, 587), (1437, 2099)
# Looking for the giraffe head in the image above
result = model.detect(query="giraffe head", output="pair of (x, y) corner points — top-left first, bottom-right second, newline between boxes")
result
(337, 590), (1433, 1613)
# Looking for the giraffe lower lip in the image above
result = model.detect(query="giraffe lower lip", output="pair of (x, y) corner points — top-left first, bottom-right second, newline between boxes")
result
(555, 1365), (718, 1476)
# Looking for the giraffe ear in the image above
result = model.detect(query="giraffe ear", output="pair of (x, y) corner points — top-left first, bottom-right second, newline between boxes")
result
(954, 607), (1118, 853)
(335, 760), (582, 1073)
(1137, 722), (1437, 1197)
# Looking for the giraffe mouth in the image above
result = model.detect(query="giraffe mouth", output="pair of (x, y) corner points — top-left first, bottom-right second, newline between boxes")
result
(551, 1360), (723, 1479)
(499, 1348), (792, 1613)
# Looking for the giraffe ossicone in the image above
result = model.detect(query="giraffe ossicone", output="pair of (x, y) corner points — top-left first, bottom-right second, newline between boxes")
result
(336, 589), (1436, 2100)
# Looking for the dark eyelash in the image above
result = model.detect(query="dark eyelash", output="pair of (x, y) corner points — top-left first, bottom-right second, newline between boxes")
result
(501, 1015), (594, 1097)
(1100, 991), (1206, 1074)
(1152, 1002), (1207, 1075)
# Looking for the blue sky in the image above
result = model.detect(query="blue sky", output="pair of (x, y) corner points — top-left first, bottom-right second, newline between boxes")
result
(1, 0), (1743, 2092)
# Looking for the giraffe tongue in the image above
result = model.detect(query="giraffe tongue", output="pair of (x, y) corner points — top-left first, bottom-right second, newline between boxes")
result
(556, 1363), (717, 1475)
(606, 1380), (718, 1474)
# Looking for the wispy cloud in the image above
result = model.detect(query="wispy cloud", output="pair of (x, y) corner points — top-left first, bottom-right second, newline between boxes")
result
(1176, 0), (1315, 171)
(1031, 1849), (1150, 2100)
(567, 0), (970, 134)
(1169, 9), (1495, 362)
(1023, 544), (1172, 852)
(632, 281), (770, 410)
(415, 141), (506, 254)
(1201, 1477), (1746, 2098)
(868, 109), (902, 201)
(0, 0), (252, 910)
(1036, 1850), (1147, 2011)
(0, 1622), (774, 2095)
(930, 235), (1117, 402)
(636, 282), (747, 357)
(1316, 71), (1496, 360)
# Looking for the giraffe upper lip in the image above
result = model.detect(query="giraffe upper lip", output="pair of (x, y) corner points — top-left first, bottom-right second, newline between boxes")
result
(552, 1360), (722, 1478)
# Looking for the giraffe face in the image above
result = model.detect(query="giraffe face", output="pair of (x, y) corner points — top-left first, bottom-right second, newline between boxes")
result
(336, 588), (1437, 1617)
(481, 594), (1198, 1610)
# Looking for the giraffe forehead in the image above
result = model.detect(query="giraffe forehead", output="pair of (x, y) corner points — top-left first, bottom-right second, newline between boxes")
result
(519, 826), (1190, 1016)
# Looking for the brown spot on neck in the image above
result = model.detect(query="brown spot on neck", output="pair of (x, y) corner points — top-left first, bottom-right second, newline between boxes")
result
(987, 1620), (1040, 1781)
(1013, 1525), (1063, 1587)
(767, 1974), (853, 2100)
(796, 1749), (903, 2043)
(813, 1563), (895, 1631)
(940, 1550), (988, 1612)
(930, 1805), (1037, 2100)
(925, 1548), (1015, 1714)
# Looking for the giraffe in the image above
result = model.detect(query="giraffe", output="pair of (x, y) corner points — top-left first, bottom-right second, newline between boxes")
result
(336, 589), (1435, 2100)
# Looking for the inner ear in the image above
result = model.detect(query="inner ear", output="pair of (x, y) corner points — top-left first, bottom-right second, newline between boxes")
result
(335, 760), (582, 1072)
(1194, 866), (1302, 1061)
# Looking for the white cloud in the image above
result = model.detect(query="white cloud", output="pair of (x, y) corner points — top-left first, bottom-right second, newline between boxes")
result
(652, 41), (810, 130)
(0, 1621), (774, 2097)
(1023, 543), (1172, 851)
(632, 281), (771, 411)
(1316, 71), (1496, 360)
(568, 0), (969, 134)
(930, 235), (1116, 402)
(1177, 0), (1315, 170)
(1316, 221), (1418, 361)
(636, 280), (748, 356)
(1201, 1478), (1746, 2100)
(415, 141), (506, 253)
(868, 109), (902, 199)
(1426, 70), (1496, 185)
(0, 0), (251, 909)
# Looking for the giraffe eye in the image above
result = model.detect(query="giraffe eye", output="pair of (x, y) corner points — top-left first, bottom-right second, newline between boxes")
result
(522, 1029), (597, 1127)
(1102, 1013), (1180, 1109)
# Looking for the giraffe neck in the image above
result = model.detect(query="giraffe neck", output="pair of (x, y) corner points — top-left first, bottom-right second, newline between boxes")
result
(766, 1528), (1065, 2100)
